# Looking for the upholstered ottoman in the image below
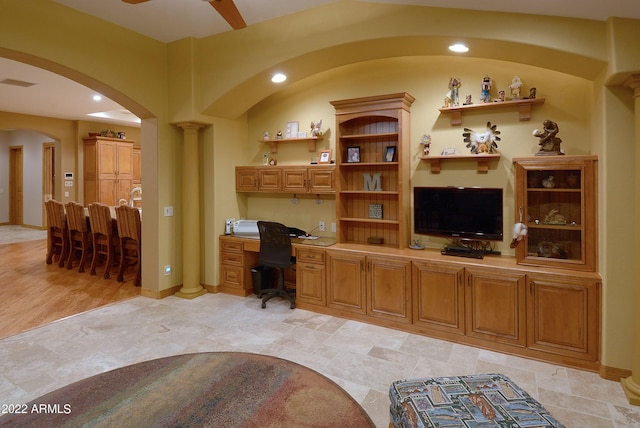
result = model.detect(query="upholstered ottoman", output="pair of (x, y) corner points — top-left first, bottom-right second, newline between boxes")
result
(389, 373), (563, 427)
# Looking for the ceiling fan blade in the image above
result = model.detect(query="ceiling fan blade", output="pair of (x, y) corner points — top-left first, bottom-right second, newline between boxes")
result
(209, 0), (247, 30)
(122, 0), (150, 4)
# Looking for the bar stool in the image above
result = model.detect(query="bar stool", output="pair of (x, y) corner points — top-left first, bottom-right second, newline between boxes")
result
(44, 199), (69, 267)
(88, 203), (117, 279)
(115, 205), (142, 286)
(65, 201), (92, 272)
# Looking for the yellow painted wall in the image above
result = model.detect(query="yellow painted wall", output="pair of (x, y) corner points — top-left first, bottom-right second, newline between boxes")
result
(246, 56), (593, 252)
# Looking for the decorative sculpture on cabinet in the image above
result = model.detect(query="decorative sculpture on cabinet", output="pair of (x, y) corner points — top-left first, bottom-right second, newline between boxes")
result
(533, 120), (564, 155)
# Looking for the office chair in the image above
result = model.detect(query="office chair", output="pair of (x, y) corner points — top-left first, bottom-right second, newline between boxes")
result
(257, 221), (296, 309)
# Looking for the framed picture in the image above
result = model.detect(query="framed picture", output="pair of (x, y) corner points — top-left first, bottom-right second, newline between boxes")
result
(285, 121), (299, 138)
(347, 146), (361, 163)
(318, 149), (333, 164)
(384, 146), (397, 162)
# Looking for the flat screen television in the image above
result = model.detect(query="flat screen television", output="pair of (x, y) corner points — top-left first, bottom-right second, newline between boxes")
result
(414, 186), (503, 241)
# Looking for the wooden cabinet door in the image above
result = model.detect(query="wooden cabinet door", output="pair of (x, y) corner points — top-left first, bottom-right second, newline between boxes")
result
(527, 272), (599, 361)
(367, 256), (411, 323)
(326, 250), (366, 314)
(132, 147), (142, 185)
(235, 167), (258, 192)
(295, 248), (326, 306)
(465, 266), (526, 347)
(308, 167), (334, 193)
(97, 140), (118, 180)
(257, 168), (281, 192)
(296, 263), (326, 306)
(412, 260), (465, 335)
(282, 168), (307, 193)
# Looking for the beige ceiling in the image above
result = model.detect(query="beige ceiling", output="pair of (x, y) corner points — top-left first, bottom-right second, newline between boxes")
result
(2, 0), (639, 129)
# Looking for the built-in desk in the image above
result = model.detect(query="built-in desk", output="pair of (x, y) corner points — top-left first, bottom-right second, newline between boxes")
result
(219, 234), (602, 371)
(219, 234), (335, 298)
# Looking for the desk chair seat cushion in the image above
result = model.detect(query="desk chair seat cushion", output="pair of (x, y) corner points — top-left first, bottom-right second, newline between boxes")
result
(257, 221), (296, 309)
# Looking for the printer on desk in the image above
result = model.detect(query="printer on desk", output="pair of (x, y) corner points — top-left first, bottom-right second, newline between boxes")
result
(232, 219), (307, 238)
(232, 220), (260, 238)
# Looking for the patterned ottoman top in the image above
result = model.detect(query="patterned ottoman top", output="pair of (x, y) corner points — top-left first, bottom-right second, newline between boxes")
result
(389, 373), (563, 427)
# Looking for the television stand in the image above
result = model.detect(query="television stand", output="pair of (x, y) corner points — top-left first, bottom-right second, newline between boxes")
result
(441, 245), (484, 259)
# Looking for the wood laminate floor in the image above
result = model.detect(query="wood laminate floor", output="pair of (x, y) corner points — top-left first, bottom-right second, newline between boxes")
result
(0, 237), (140, 340)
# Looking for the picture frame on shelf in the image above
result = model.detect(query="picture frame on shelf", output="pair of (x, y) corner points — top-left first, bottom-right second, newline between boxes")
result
(285, 121), (299, 138)
(384, 146), (397, 162)
(318, 149), (333, 164)
(347, 146), (361, 163)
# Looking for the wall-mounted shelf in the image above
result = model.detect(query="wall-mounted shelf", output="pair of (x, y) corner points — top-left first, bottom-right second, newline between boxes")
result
(439, 98), (545, 126)
(420, 153), (501, 173)
(258, 136), (322, 153)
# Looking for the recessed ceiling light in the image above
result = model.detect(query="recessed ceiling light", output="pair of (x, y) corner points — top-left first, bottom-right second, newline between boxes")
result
(93, 94), (102, 101)
(271, 73), (287, 83)
(448, 43), (469, 53)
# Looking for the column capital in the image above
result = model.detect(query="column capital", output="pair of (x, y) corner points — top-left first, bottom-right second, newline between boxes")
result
(175, 122), (208, 133)
(624, 74), (640, 97)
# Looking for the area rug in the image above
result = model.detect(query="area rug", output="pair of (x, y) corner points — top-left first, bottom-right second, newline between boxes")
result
(0, 352), (374, 427)
(389, 373), (563, 427)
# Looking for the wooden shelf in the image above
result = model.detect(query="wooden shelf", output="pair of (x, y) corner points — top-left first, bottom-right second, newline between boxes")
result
(258, 136), (322, 154)
(339, 217), (400, 225)
(439, 98), (545, 126)
(420, 153), (501, 173)
(340, 132), (399, 140)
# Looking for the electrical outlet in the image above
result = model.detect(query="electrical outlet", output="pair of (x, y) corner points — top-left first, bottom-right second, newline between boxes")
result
(164, 206), (174, 216)
(331, 222), (336, 233)
(319, 221), (325, 232)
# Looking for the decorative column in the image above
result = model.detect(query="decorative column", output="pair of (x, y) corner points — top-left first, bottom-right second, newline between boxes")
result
(175, 122), (207, 299)
(622, 74), (640, 405)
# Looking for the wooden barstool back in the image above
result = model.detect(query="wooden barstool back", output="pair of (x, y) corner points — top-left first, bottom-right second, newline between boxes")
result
(88, 203), (117, 279)
(65, 201), (92, 272)
(44, 199), (69, 267)
(115, 205), (142, 286)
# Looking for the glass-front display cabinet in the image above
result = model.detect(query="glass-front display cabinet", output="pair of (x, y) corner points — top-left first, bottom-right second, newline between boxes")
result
(513, 155), (598, 272)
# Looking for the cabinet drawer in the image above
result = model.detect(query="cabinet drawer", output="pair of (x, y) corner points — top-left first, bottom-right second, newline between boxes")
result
(221, 265), (243, 288)
(296, 248), (325, 264)
(221, 240), (243, 253)
(221, 252), (244, 266)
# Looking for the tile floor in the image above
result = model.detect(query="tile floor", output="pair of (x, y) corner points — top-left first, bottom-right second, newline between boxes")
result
(1, 293), (639, 427)
(0, 225), (46, 245)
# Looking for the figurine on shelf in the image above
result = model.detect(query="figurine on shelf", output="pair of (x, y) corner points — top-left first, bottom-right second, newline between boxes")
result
(528, 87), (537, 99)
(263, 131), (271, 140)
(445, 77), (461, 107)
(480, 75), (492, 103)
(533, 120), (564, 155)
(276, 130), (283, 139)
(542, 175), (555, 188)
(463, 121), (501, 154)
(463, 94), (473, 105)
(420, 134), (431, 156)
(509, 75), (523, 100)
(495, 90), (506, 102)
(310, 120), (323, 137)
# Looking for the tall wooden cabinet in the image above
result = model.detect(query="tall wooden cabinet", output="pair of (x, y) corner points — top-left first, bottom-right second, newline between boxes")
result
(84, 137), (134, 206)
(331, 93), (414, 248)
